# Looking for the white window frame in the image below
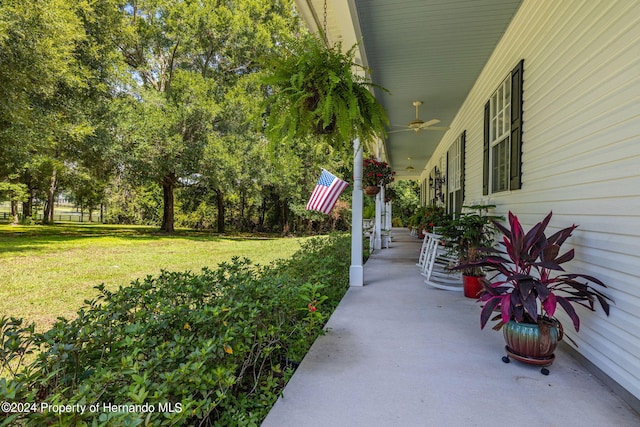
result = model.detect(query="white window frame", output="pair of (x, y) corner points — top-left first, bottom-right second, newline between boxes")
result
(489, 76), (511, 193)
(448, 136), (462, 194)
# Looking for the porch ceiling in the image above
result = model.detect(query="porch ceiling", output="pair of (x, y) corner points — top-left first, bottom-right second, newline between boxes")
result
(295, 0), (523, 179)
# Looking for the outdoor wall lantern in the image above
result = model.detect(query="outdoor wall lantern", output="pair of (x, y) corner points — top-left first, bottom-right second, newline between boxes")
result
(429, 167), (446, 203)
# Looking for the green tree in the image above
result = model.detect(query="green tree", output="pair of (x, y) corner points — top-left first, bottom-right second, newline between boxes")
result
(116, 0), (298, 232)
(1, 0), (124, 223)
(67, 167), (107, 222)
(391, 180), (421, 225)
(0, 0), (85, 221)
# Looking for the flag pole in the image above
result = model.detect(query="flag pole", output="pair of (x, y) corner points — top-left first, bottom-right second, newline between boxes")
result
(350, 138), (364, 286)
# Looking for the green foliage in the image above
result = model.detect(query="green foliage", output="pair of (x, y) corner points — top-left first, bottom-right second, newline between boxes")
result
(0, 0), (86, 129)
(262, 31), (388, 149)
(0, 182), (28, 204)
(0, 0), (348, 235)
(111, 0), (302, 233)
(438, 205), (500, 276)
(390, 180), (420, 225)
(105, 181), (162, 225)
(409, 205), (451, 234)
(363, 203), (376, 219)
(174, 200), (218, 230)
(0, 233), (350, 426)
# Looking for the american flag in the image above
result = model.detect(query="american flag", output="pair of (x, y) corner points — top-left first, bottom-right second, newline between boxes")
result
(306, 169), (349, 214)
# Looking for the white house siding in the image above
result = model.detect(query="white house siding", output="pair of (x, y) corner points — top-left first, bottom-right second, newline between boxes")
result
(422, 0), (640, 402)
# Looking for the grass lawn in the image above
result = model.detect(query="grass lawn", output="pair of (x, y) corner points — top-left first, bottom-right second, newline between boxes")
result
(0, 223), (304, 330)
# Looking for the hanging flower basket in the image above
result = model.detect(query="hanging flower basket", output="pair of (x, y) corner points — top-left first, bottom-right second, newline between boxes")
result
(363, 156), (395, 187)
(364, 185), (381, 196)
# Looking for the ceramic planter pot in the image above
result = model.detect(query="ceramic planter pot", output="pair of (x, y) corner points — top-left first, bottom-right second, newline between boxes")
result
(503, 319), (561, 364)
(364, 186), (380, 196)
(462, 275), (484, 298)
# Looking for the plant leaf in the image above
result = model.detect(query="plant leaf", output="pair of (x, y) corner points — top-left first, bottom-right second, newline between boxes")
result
(480, 297), (501, 329)
(500, 294), (512, 324)
(557, 296), (580, 332)
(542, 293), (557, 317)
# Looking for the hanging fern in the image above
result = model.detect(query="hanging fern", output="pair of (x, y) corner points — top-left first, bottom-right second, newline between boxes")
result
(262, 31), (388, 149)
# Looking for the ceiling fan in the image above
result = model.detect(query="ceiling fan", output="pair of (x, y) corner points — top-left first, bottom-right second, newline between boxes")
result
(389, 101), (449, 134)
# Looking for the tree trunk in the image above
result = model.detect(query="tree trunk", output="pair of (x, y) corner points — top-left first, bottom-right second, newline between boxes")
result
(240, 191), (246, 231)
(22, 195), (32, 219)
(281, 201), (289, 235)
(160, 173), (176, 233)
(22, 176), (33, 220)
(216, 189), (225, 233)
(259, 193), (267, 231)
(43, 169), (57, 224)
(10, 201), (19, 225)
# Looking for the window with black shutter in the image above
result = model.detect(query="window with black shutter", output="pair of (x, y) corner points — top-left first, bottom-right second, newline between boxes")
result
(483, 59), (524, 194)
(447, 131), (465, 214)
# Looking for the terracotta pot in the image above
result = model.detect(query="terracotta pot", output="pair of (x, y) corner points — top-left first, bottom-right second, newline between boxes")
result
(364, 185), (380, 196)
(463, 275), (484, 299)
(503, 319), (561, 363)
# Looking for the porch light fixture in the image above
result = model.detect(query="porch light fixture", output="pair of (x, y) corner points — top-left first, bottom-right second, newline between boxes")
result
(429, 166), (446, 203)
(429, 167), (446, 189)
(405, 157), (415, 172)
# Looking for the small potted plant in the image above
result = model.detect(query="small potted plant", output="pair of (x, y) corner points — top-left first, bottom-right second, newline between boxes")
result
(457, 211), (612, 371)
(261, 31), (388, 148)
(440, 205), (499, 298)
(362, 156), (394, 196)
(417, 205), (450, 237)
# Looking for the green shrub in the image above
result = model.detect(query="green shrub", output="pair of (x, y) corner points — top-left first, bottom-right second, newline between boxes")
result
(0, 234), (350, 426)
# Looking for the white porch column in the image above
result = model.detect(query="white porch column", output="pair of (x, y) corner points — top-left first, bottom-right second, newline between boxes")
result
(386, 200), (392, 230)
(379, 186), (386, 231)
(374, 189), (382, 250)
(350, 139), (364, 287)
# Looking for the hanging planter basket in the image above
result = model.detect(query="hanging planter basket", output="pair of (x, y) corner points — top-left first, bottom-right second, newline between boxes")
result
(364, 186), (380, 196)
(261, 32), (388, 148)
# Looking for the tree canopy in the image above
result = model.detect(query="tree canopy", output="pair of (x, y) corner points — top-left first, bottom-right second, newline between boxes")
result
(0, 0), (360, 233)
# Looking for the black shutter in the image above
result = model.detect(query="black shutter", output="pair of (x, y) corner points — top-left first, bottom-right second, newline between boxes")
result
(483, 102), (490, 195)
(446, 151), (451, 213)
(510, 59), (524, 190)
(460, 130), (466, 205)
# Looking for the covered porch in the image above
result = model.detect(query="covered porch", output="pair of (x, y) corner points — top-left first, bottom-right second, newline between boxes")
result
(262, 228), (640, 426)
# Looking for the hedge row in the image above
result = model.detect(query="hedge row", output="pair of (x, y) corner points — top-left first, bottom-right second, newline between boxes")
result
(1, 233), (351, 426)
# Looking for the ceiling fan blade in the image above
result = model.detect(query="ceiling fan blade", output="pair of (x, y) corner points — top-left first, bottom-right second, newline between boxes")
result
(419, 118), (441, 128)
(423, 125), (450, 131)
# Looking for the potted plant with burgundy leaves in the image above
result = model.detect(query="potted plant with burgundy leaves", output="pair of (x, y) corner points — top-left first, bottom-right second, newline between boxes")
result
(362, 155), (395, 196)
(439, 205), (499, 298)
(456, 211), (613, 373)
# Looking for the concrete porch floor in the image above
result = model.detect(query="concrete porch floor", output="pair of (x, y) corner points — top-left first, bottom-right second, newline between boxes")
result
(262, 228), (640, 427)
